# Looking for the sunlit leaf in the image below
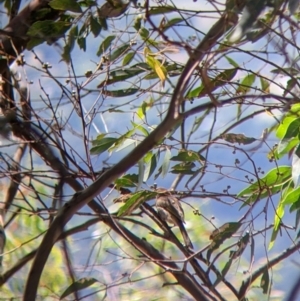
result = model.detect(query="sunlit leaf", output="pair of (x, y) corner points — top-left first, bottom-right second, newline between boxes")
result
(281, 118), (300, 139)
(145, 55), (167, 84)
(282, 186), (300, 205)
(269, 202), (284, 250)
(238, 166), (291, 198)
(276, 137), (299, 157)
(236, 73), (256, 94)
(277, 116), (299, 139)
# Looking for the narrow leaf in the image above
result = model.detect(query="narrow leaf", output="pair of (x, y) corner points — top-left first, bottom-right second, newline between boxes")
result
(97, 35), (116, 56)
(122, 51), (135, 66)
(102, 88), (138, 97)
(60, 278), (98, 299)
(90, 137), (117, 155)
(161, 148), (171, 177)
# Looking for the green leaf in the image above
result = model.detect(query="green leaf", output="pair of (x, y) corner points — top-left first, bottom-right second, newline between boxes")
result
(269, 201), (285, 250)
(133, 15), (142, 31)
(268, 227), (279, 250)
(238, 166), (291, 198)
(109, 43), (130, 61)
(186, 68), (237, 99)
(282, 186), (300, 205)
(122, 51), (135, 66)
(260, 268), (270, 294)
(282, 118), (300, 139)
(62, 25), (78, 62)
(276, 116), (299, 139)
(26, 38), (45, 50)
(49, 0), (82, 13)
(207, 222), (241, 261)
(271, 67), (299, 76)
(109, 128), (135, 152)
(191, 109), (210, 134)
(27, 20), (71, 39)
(115, 174), (138, 188)
(171, 162), (196, 174)
(90, 137), (117, 155)
(162, 18), (183, 31)
(145, 55), (167, 83)
(131, 121), (149, 136)
(77, 37), (86, 51)
(143, 152), (157, 181)
(225, 56), (239, 68)
(274, 202), (284, 232)
(276, 137), (299, 157)
(117, 191), (156, 216)
(136, 101), (152, 121)
(97, 35), (116, 56)
(103, 88), (139, 97)
(171, 150), (203, 162)
(148, 6), (178, 15)
(89, 15), (102, 37)
(230, 232), (250, 259)
(237, 74), (256, 94)
(98, 16), (108, 30)
(97, 65), (147, 88)
(260, 77), (270, 93)
(139, 27), (149, 40)
(60, 278), (98, 299)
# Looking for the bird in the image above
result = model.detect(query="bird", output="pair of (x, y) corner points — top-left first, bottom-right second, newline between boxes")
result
(155, 191), (193, 249)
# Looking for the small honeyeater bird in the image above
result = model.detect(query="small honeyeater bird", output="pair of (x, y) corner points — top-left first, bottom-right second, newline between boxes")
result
(155, 191), (193, 249)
